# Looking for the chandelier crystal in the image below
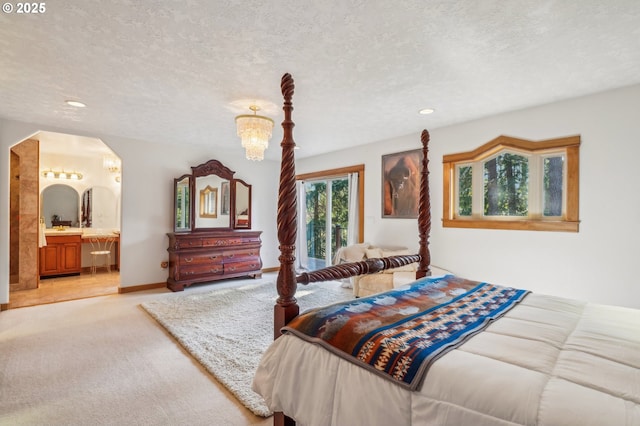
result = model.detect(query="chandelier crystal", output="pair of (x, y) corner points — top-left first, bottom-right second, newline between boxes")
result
(235, 105), (274, 161)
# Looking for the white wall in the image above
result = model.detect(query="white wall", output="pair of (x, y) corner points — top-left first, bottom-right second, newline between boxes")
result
(3, 84), (639, 308)
(0, 118), (280, 304)
(298, 84), (640, 308)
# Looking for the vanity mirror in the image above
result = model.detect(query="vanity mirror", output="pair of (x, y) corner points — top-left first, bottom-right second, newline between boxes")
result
(41, 184), (121, 229)
(41, 184), (79, 227)
(81, 186), (119, 229)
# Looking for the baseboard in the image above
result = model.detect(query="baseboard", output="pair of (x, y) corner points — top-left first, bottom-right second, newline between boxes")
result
(118, 269), (279, 294)
(118, 282), (166, 294)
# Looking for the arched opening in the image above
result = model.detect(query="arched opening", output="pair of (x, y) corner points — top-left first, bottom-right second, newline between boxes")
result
(8, 131), (122, 308)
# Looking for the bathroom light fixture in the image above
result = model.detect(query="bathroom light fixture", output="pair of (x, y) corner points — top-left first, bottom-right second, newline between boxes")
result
(103, 155), (121, 173)
(235, 105), (274, 161)
(42, 169), (83, 180)
(65, 100), (86, 108)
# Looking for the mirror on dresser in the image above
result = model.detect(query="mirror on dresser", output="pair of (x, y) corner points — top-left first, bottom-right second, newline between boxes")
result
(233, 179), (251, 229)
(192, 159), (234, 230)
(168, 159), (261, 291)
(174, 174), (191, 232)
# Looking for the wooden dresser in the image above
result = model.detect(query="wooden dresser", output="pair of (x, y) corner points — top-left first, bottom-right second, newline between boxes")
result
(166, 230), (262, 291)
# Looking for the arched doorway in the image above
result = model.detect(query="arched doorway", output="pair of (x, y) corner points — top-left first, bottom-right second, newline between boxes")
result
(8, 131), (122, 308)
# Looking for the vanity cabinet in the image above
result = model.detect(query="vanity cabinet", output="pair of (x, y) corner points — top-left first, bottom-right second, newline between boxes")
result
(39, 234), (82, 277)
(166, 230), (262, 291)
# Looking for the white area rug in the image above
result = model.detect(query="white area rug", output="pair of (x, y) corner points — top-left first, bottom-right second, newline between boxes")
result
(140, 280), (352, 417)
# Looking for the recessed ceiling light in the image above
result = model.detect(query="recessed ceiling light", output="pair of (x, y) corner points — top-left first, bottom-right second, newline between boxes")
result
(65, 100), (86, 108)
(419, 108), (435, 115)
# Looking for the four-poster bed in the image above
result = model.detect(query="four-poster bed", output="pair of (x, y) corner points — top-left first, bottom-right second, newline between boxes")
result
(253, 73), (640, 426)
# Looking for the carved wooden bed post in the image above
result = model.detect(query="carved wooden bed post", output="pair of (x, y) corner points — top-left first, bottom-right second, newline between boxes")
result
(271, 73), (431, 426)
(417, 129), (431, 278)
(274, 72), (300, 340)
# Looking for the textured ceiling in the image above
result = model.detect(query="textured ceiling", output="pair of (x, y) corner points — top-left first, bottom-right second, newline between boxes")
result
(1, 1), (639, 160)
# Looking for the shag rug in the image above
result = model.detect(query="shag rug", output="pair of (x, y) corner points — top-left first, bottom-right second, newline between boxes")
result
(140, 279), (352, 417)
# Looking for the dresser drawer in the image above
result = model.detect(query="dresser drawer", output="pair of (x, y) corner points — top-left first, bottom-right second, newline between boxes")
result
(202, 237), (242, 247)
(176, 238), (203, 249)
(179, 253), (222, 265)
(224, 259), (261, 274)
(178, 264), (224, 279)
(223, 248), (260, 262)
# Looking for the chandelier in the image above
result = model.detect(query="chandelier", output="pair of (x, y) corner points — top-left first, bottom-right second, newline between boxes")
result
(235, 105), (274, 161)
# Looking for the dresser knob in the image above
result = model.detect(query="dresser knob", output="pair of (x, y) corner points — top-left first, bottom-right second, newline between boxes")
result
(185, 257), (193, 263)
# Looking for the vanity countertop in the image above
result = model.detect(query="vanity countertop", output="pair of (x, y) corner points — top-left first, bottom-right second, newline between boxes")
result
(44, 228), (83, 236)
(44, 228), (120, 238)
(81, 233), (119, 239)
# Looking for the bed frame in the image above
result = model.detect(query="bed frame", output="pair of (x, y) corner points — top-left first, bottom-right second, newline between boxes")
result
(273, 73), (432, 425)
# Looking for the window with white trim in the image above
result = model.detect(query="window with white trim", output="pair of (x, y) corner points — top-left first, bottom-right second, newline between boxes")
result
(443, 135), (580, 232)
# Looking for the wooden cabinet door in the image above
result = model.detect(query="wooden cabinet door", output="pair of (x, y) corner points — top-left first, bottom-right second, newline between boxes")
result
(39, 236), (82, 276)
(60, 242), (81, 273)
(40, 245), (60, 275)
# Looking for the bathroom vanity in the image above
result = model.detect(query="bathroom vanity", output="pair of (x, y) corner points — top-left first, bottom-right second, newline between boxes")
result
(39, 229), (121, 277)
(39, 233), (82, 277)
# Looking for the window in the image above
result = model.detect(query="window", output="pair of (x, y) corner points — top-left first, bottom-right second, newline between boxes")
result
(297, 165), (365, 270)
(443, 135), (580, 232)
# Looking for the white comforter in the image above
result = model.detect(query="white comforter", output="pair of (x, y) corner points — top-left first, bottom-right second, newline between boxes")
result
(253, 292), (640, 426)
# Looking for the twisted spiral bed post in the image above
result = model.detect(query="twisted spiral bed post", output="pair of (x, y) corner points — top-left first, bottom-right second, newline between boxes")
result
(417, 129), (431, 278)
(274, 73), (300, 340)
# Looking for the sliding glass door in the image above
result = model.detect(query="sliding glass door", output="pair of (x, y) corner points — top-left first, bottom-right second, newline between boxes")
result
(303, 177), (349, 270)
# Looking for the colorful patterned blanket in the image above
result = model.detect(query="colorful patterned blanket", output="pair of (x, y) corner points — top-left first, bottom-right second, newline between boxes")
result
(282, 275), (530, 390)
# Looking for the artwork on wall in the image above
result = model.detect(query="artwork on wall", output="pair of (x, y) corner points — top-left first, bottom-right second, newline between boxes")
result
(381, 149), (422, 218)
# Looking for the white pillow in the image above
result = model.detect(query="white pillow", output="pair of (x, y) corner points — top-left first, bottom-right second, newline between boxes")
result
(364, 248), (383, 259)
(338, 243), (369, 262)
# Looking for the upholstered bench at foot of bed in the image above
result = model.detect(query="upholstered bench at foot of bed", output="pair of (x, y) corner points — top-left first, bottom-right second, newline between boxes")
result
(334, 243), (452, 297)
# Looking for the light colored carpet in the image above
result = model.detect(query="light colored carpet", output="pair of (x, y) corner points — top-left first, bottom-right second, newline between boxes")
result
(140, 279), (353, 417)
(0, 282), (273, 426)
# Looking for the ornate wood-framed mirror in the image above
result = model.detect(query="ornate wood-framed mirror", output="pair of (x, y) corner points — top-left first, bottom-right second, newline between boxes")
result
(172, 159), (253, 232)
(192, 160), (233, 230)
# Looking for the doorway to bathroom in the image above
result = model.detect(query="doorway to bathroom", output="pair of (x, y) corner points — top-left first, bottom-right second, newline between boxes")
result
(8, 131), (122, 308)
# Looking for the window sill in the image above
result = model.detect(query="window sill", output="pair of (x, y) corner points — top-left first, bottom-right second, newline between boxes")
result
(442, 219), (579, 232)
